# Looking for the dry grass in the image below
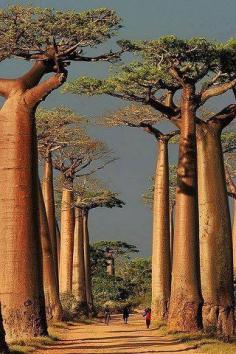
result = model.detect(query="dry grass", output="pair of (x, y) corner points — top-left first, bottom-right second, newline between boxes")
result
(165, 330), (236, 353)
(9, 331), (58, 353)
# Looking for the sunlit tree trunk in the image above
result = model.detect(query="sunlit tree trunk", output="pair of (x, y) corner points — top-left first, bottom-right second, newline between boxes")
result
(0, 63), (52, 339)
(56, 220), (61, 271)
(151, 139), (171, 321)
(168, 84), (202, 331)
(73, 207), (87, 312)
(38, 181), (63, 322)
(42, 151), (59, 289)
(170, 202), (175, 269)
(59, 186), (75, 294)
(197, 122), (234, 336)
(83, 209), (93, 316)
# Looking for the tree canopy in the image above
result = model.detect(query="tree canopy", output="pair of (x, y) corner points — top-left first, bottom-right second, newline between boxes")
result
(63, 36), (236, 122)
(74, 177), (124, 210)
(0, 5), (124, 64)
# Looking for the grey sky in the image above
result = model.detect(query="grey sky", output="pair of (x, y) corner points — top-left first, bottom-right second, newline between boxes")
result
(0, 0), (235, 255)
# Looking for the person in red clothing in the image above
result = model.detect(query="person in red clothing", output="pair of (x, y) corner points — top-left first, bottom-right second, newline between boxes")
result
(143, 308), (151, 328)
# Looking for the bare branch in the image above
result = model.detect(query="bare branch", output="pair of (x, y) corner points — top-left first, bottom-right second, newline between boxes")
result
(199, 78), (236, 105)
(208, 104), (236, 129)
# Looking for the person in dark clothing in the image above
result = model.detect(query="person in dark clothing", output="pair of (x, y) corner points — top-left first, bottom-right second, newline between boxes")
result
(104, 306), (111, 325)
(123, 306), (130, 324)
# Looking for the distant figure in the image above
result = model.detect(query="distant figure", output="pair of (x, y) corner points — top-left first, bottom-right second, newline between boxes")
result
(123, 306), (130, 324)
(104, 306), (111, 325)
(143, 308), (151, 328)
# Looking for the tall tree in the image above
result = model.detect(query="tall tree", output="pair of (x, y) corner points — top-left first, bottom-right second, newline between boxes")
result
(0, 5), (123, 339)
(37, 107), (83, 288)
(102, 105), (179, 320)
(143, 164), (177, 268)
(64, 37), (236, 333)
(54, 136), (115, 295)
(223, 132), (236, 273)
(72, 204), (87, 313)
(74, 178), (124, 316)
(38, 182), (63, 322)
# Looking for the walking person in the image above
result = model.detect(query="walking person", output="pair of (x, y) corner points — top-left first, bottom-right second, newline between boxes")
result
(123, 306), (130, 324)
(104, 305), (111, 325)
(143, 308), (151, 329)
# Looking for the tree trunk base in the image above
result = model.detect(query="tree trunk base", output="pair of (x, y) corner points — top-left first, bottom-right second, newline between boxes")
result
(45, 302), (63, 323)
(168, 298), (202, 332)
(72, 301), (89, 318)
(151, 298), (169, 322)
(202, 304), (234, 338)
(2, 299), (48, 341)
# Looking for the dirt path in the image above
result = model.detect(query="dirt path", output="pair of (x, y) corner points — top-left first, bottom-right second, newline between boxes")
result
(36, 313), (200, 353)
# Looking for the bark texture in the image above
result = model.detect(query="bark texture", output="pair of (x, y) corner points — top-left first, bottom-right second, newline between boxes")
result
(42, 152), (59, 289)
(197, 122), (234, 336)
(38, 182), (63, 322)
(59, 187), (75, 294)
(73, 207), (87, 312)
(168, 85), (202, 331)
(170, 202), (175, 270)
(0, 66), (50, 339)
(56, 220), (61, 271)
(151, 140), (171, 321)
(83, 210), (94, 316)
(0, 305), (9, 354)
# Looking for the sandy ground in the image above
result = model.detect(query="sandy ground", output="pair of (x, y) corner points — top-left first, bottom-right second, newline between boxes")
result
(36, 313), (200, 354)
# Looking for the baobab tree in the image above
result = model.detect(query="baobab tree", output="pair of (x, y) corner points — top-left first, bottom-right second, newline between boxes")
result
(37, 106), (84, 286)
(38, 182), (63, 322)
(64, 36), (236, 333)
(0, 5), (124, 339)
(74, 178), (124, 315)
(54, 135), (115, 295)
(143, 164), (177, 267)
(101, 104), (179, 321)
(92, 240), (139, 276)
(223, 133), (236, 273)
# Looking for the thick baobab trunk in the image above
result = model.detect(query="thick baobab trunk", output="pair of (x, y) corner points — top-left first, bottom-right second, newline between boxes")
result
(73, 207), (87, 312)
(0, 84), (48, 339)
(83, 210), (93, 316)
(151, 140), (171, 321)
(0, 305), (9, 354)
(197, 123), (234, 336)
(42, 152), (59, 289)
(38, 182), (63, 322)
(168, 85), (202, 331)
(59, 187), (75, 294)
